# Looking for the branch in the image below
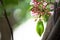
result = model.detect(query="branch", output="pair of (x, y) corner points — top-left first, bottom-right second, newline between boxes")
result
(0, 0), (13, 40)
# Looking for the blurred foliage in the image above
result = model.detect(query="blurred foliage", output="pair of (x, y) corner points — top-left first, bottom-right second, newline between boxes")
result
(13, 1), (31, 27)
(0, 0), (55, 29)
(3, 0), (19, 6)
(0, 0), (31, 28)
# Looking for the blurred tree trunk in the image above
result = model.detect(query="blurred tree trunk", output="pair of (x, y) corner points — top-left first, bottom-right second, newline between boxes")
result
(0, 13), (16, 40)
(0, 16), (11, 40)
(42, 16), (54, 40)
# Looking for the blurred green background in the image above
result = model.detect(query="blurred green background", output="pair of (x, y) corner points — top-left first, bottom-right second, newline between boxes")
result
(0, 0), (55, 29)
(0, 0), (32, 29)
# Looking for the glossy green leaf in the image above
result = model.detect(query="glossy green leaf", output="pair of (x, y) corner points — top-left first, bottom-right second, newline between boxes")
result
(36, 20), (44, 36)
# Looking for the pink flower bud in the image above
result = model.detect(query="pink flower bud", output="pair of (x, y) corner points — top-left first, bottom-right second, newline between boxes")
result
(50, 4), (54, 10)
(30, 11), (38, 16)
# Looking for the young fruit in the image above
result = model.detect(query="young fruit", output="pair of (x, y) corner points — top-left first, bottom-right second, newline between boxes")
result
(36, 20), (44, 36)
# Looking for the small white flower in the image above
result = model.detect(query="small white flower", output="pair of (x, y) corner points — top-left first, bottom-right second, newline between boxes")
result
(30, 0), (34, 5)
(43, 2), (47, 6)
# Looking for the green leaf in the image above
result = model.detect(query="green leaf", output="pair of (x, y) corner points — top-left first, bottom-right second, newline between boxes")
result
(36, 20), (44, 36)
(43, 14), (50, 22)
(28, 6), (33, 11)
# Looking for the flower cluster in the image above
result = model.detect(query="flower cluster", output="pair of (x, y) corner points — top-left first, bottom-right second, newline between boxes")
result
(29, 0), (54, 36)
(30, 0), (54, 20)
